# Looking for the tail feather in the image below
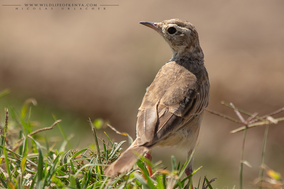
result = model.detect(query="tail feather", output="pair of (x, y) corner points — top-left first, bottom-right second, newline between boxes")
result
(104, 140), (149, 177)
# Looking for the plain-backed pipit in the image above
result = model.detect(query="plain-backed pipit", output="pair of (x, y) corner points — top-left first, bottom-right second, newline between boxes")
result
(105, 18), (210, 177)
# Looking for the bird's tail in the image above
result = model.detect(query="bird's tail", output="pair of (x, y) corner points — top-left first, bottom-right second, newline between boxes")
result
(104, 139), (149, 177)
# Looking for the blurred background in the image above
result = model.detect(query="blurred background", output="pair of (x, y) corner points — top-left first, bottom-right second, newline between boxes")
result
(1, 0), (284, 188)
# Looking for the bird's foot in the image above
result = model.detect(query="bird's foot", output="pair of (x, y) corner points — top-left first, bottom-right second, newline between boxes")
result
(144, 152), (153, 176)
(185, 165), (193, 176)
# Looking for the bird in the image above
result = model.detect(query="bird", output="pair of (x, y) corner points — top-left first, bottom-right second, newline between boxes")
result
(105, 18), (210, 177)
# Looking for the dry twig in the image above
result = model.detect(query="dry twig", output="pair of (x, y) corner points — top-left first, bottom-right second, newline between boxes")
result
(12, 119), (62, 151)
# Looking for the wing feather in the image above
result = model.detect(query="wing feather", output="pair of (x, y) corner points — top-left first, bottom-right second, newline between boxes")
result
(136, 62), (208, 147)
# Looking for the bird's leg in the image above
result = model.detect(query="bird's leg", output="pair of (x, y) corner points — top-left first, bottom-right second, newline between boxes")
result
(185, 164), (193, 176)
(185, 162), (194, 189)
(144, 150), (153, 176)
(185, 149), (194, 176)
(185, 151), (194, 189)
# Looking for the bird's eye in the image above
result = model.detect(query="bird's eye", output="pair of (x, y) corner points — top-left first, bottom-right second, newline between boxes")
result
(167, 27), (177, 34)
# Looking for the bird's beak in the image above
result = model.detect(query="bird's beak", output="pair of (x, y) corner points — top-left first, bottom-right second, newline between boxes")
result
(140, 21), (160, 33)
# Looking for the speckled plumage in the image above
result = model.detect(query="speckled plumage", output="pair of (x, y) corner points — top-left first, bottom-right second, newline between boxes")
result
(105, 19), (210, 177)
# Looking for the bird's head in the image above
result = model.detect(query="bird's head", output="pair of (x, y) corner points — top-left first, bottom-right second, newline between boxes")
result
(140, 19), (204, 61)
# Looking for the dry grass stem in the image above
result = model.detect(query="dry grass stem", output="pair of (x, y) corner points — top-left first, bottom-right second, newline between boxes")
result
(12, 119), (62, 151)
(205, 109), (243, 125)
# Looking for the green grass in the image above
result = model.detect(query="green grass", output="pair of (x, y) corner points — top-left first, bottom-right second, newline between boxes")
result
(1, 89), (284, 189)
(0, 90), (214, 189)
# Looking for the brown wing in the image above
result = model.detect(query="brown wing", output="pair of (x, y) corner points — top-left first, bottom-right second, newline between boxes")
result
(136, 62), (208, 147)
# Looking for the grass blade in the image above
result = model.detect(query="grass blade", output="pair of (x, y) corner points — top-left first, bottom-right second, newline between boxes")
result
(258, 124), (270, 189)
(108, 140), (126, 160)
(71, 148), (88, 160)
(0, 89), (10, 98)
(3, 144), (12, 181)
(0, 174), (8, 188)
(134, 173), (150, 189)
(136, 159), (156, 189)
(2, 108), (12, 181)
(89, 118), (102, 165)
(204, 177), (214, 189)
(29, 137), (44, 185)
(53, 114), (72, 149)
(104, 131), (113, 146)
(179, 149), (195, 178)
(1, 108), (9, 156)
(239, 128), (248, 189)
(156, 175), (165, 189)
